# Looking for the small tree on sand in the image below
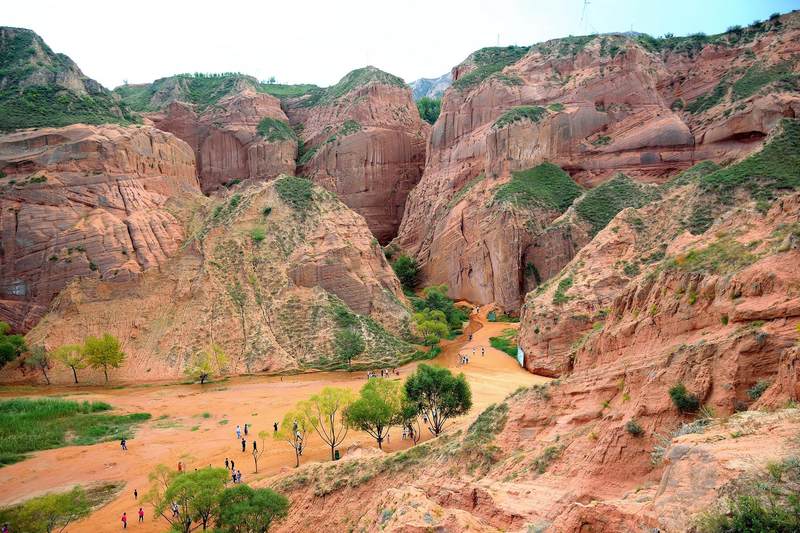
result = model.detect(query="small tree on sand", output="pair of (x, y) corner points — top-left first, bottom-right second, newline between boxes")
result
(274, 408), (310, 468)
(334, 328), (364, 369)
(252, 430), (269, 473)
(185, 344), (229, 385)
(25, 345), (52, 385)
(2, 486), (90, 533)
(216, 484), (289, 533)
(299, 387), (355, 460)
(404, 364), (472, 436)
(83, 334), (125, 383)
(53, 344), (86, 384)
(345, 378), (402, 449)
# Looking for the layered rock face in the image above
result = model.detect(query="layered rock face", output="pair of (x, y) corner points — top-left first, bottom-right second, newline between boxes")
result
(396, 15), (800, 311)
(0, 124), (201, 331)
(17, 178), (415, 383)
(285, 67), (428, 243)
(147, 84), (297, 193)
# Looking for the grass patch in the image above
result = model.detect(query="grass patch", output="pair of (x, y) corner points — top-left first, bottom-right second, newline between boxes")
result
(552, 276), (573, 305)
(489, 329), (518, 357)
(257, 117), (297, 142)
(0, 398), (150, 466)
(732, 60), (798, 101)
(493, 162), (582, 212)
(575, 173), (659, 235)
(448, 174), (485, 208)
(295, 66), (405, 107)
(275, 176), (315, 213)
(685, 80), (730, 114)
(666, 236), (759, 275)
(493, 106), (547, 129)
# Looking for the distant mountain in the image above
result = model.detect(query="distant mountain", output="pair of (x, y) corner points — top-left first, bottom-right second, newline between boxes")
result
(0, 27), (135, 131)
(409, 72), (452, 100)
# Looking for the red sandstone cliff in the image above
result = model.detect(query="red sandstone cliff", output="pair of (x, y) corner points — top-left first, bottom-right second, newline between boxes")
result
(0, 124), (201, 331)
(395, 15), (800, 312)
(284, 67), (428, 243)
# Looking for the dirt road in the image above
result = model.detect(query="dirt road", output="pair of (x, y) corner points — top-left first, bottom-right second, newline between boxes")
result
(0, 306), (546, 532)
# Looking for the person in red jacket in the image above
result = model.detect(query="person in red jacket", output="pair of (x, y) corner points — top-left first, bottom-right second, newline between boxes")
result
(121, 512), (127, 529)
(138, 507), (144, 523)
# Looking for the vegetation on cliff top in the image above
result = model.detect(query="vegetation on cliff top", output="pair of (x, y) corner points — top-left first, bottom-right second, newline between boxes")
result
(493, 105), (548, 129)
(494, 162), (582, 213)
(452, 45), (530, 91)
(416, 96), (441, 124)
(295, 66), (406, 107)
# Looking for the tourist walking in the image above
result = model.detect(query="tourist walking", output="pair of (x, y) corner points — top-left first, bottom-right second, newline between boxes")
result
(138, 508), (144, 523)
(274, 422), (278, 432)
(244, 424), (248, 436)
(237, 470), (243, 483)
(121, 512), (127, 529)
(120, 438), (127, 451)
(481, 347), (485, 357)
(235, 425), (242, 439)
(253, 440), (257, 452)
(230, 459), (235, 470)
(133, 488), (137, 500)
(171, 502), (179, 518)
(241, 438), (246, 452)
(225, 457), (229, 469)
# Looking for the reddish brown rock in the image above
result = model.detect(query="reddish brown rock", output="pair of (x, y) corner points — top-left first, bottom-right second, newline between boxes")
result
(0, 124), (201, 331)
(285, 69), (428, 243)
(150, 88), (296, 193)
(396, 17), (800, 310)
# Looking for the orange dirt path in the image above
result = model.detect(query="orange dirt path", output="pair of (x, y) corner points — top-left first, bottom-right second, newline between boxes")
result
(0, 306), (547, 532)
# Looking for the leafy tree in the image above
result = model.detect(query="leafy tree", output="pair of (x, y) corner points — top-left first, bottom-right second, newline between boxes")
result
(413, 309), (450, 344)
(416, 96), (441, 125)
(392, 254), (420, 290)
(334, 329), (365, 369)
(400, 395), (422, 445)
(345, 379), (403, 449)
(1, 486), (91, 533)
(83, 334), (125, 383)
(147, 465), (227, 532)
(52, 344), (86, 384)
(185, 344), (229, 385)
(404, 364), (472, 436)
(299, 387), (355, 460)
(0, 321), (26, 368)
(24, 345), (51, 385)
(274, 408), (310, 468)
(216, 484), (289, 533)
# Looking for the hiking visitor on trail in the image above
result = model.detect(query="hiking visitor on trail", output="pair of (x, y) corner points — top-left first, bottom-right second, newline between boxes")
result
(121, 512), (127, 529)
(171, 502), (179, 518)
(120, 438), (127, 451)
(133, 488), (137, 500)
(235, 425), (242, 439)
(241, 438), (246, 452)
(138, 508), (144, 523)
(225, 457), (229, 469)
(253, 440), (257, 452)
(244, 423), (248, 436)
(274, 421), (278, 432)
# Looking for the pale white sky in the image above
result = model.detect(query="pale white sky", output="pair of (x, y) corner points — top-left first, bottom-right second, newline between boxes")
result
(4, 0), (798, 89)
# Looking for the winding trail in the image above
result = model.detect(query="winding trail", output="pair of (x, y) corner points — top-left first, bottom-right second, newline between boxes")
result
(0, 305), (546, 532)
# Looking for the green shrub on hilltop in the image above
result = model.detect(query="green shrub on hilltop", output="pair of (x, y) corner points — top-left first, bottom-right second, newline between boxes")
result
(493, 162), (582, 212)
(275, 176), (315, 213)
(296, 67), (405, 107)
(257, 117), (297, 142)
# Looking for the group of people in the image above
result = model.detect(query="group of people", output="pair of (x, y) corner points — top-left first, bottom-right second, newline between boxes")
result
(458, 346), (485, 365)
(223, 457), (243, 482)
(119, 490), (145, 528)
(366, 368), (399, 379)
(400, 425), (416, 441)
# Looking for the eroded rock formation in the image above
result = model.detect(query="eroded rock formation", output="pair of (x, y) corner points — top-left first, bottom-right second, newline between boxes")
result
(0, 124), (201, 331)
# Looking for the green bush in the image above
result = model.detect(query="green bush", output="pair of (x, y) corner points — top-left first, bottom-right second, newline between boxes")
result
(669, 383), (700, 413)
(489, 329), (518, 357)
(747, 380), (770, 400)
(552, 276), (574, 305)
(493, 105), (547, 129)
(732, 61), (799, 101)
(417, 96), (441, 124)
(392, 255), (420, 290)
(625, 419), (644, 437)
(249, 226), (266, 243)
(257, 117), (297, 142)
(493, 162), (582, 212)
(275, 176), (314, 213)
